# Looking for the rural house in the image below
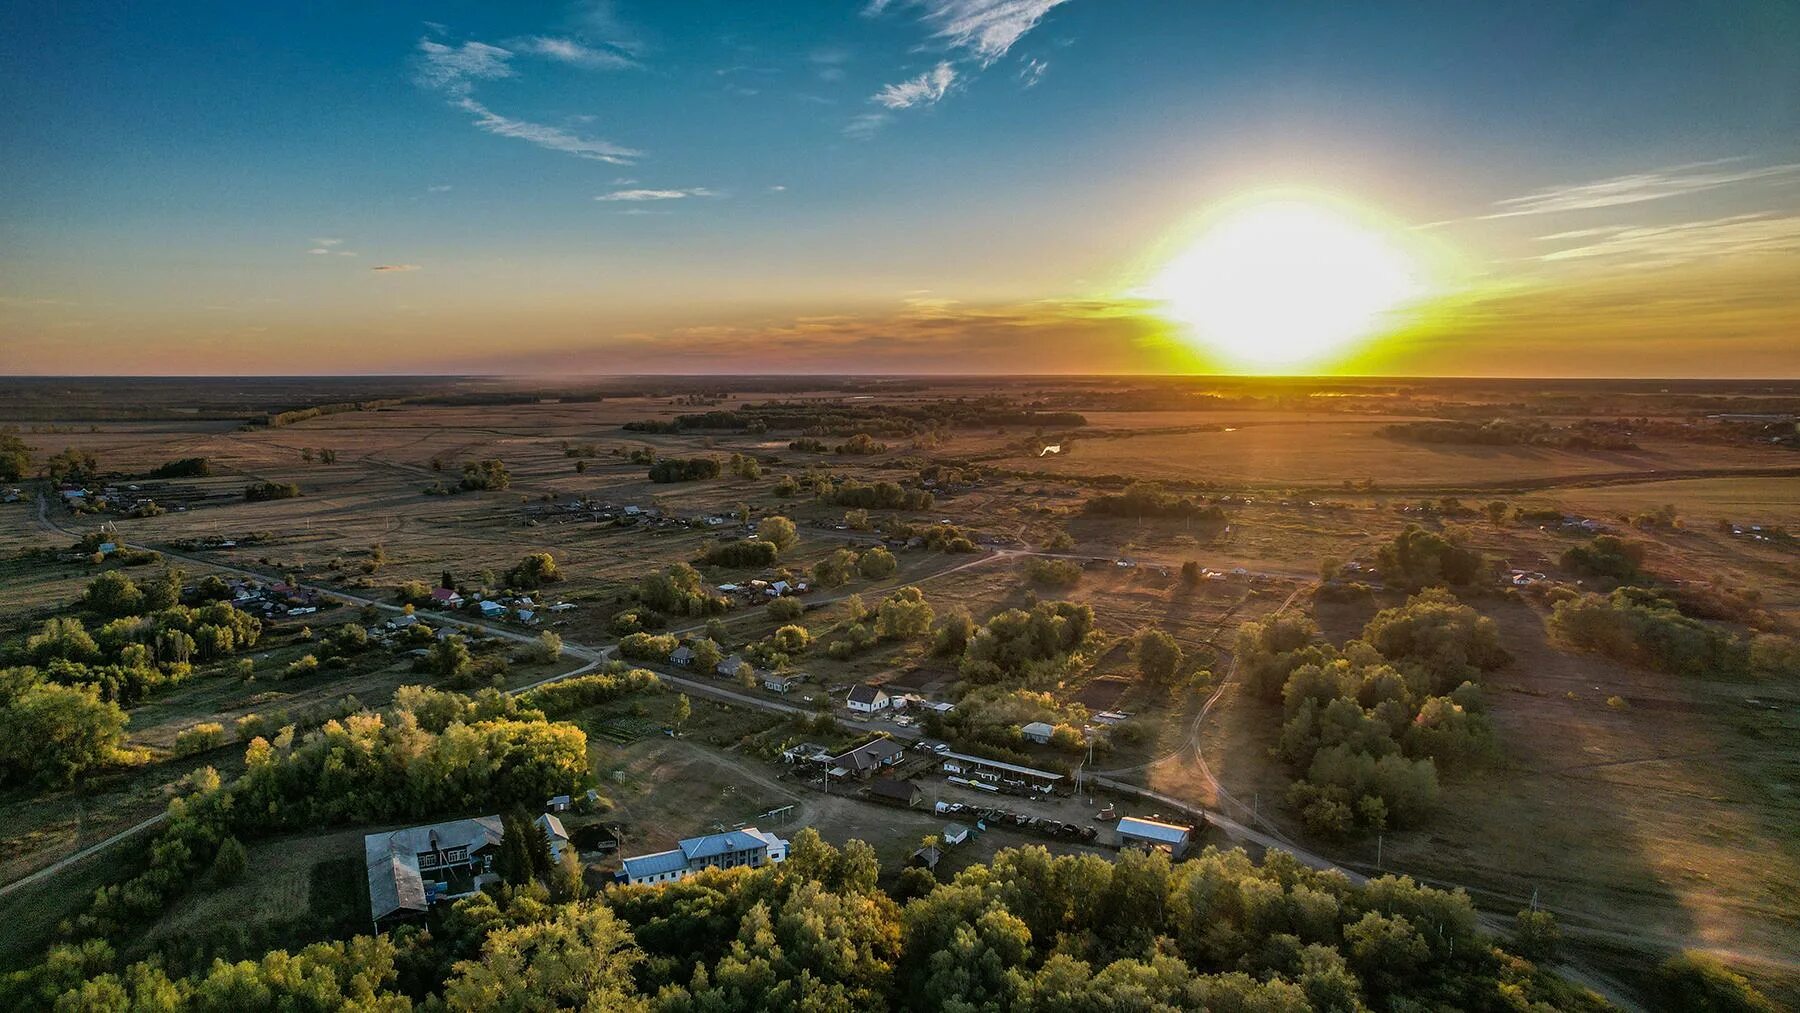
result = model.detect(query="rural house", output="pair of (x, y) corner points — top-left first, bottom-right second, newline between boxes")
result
(1020, 721), (1056, 745)
(669, 645), (695, 667)
(829, 737), (905, 779)
(615, 827), (790, 886)
(762, 671), (804, 694)
(364, 813), (570, 930)
(847, 683), (891, 713)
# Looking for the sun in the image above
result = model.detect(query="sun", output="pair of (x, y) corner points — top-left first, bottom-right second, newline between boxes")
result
(1143, 195), (1429, 370)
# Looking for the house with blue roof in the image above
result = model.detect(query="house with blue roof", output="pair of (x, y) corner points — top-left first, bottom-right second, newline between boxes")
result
(615, 826), (790, 886)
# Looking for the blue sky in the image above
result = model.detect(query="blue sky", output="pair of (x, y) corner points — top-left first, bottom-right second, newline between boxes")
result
(3, 1), (1797, 375)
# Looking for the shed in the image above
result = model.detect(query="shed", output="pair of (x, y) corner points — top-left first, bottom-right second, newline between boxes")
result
(1116, 816), (1193, 857)
(866, 778), (924, 809)
(1020, 721), (1056, 745)
(942, 822), (971, 846)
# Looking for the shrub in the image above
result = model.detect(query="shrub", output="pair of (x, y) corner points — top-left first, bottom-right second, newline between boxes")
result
(244, 481), (301, 502)
(174, 722), (227, 756)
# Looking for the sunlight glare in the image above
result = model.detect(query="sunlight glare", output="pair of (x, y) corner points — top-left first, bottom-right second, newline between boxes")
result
(1145, 197), (1428, 370)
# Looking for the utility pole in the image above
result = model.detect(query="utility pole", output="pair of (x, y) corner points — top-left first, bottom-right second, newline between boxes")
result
(1376, 833), (1383, 869)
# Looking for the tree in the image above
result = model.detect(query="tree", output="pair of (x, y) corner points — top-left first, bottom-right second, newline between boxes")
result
(767, 596), (805, 623)
(1512, 908), (1561, 961)
(443, 904), (647, 1013)
(212, 836), (247, 885)
(876, 587), (934, 641)
(1132, 628), (1184, 687)
(858, 546), (898, 580)
(460, 459), (511, 491)
(691, 638), (724, 674)
(932, 608), (974, 657)
(773, 625), (811, 653)
(0, 680), (128, 789)
(672, 694), (691, 732)
(1484, 500), (1509, 526)
(758, 515), (799, 554)
(813, 548), (859, 589)
(0, 428), (33, 481)
(531, 631), (563, 664)
(508, 552), (562, 589)
(82, 571), (144, 618)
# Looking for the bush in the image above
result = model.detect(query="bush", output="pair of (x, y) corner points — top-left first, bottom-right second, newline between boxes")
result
(149, 457), (210, 479)
(702, 539), (780, 568)
(1560, 535), (1645, 582)
(1375, 525), (1485, 588)
(619, 633), (678, 661)
(1656, 951), (1778, 1012)
(648, 457), (721, 483)
(767, 596), (805, 622)
(772, 625), (812, 653)
(758, 515), (799, 553)
(459, 459), (511, 491)
(858, 546), (898, 580)
(1023, 558), (1081, 589)
(244, 481), (301, 502)
(174, 722), (227, 756)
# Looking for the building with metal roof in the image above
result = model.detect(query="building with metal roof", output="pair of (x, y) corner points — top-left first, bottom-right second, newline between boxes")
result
(364, 816), (504, 929)
(615, 827), (790, 886)
(1115, 816), (1193, 857)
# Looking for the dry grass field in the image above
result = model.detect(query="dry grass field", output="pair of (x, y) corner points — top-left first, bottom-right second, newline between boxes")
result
(3, 377), (1797, 1003)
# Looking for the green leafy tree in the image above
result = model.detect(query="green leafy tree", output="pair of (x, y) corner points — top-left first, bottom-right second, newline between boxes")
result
(1131, 628), (1183, 687)
(758, 515), (799, 554)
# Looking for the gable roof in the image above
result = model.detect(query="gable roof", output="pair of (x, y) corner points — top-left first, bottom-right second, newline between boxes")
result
(834, 737), (904, 771)
(867, 778), (921, 803)
(365, 816), (503, 921)
(1021, 721), (1056, 737)
(679, 828), (775, 861)
(620, 848), (688, 879)
(847, 683), (888, 705)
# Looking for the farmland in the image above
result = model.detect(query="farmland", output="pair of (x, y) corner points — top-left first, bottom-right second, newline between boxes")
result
(1, 375), (1797, 1008)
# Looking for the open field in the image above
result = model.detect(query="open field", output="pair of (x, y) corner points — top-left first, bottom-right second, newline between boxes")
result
(3, 376), (1797, 1006)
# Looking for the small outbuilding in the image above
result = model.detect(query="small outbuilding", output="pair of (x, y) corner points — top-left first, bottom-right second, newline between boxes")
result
(1020, 721), (1056, 745)
(866, 778), (925, 809)
(1116, 816), (1193, 857)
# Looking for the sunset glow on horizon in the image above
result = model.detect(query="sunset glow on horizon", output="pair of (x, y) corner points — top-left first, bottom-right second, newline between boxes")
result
(2, 2), (1798, 377)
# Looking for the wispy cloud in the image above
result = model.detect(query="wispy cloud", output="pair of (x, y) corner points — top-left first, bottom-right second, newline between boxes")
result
(873, 61), (956, 109)
(312, 238), (344, 247)
(595, 187), (716, 201)
(1483, 160), (1800, 219)
(413, 39), (515, 95)
(1018, 57), (1048, 87)
(868, 0), (1071, 64)
(371, 264), (421, 273)
(509, 35), (635, 69)
(844, 112), (892, 139)
(427, 184), (453, 193)
(861, 1), (1070, 133)
(412, 34), (639, 164)
(454, 97), (640, 164)
(307, 238), (358, 257)
(1534, 213), (1800, 269)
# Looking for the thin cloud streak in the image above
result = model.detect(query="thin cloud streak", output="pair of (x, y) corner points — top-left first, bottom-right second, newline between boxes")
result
(454, 98), (640, 164)
(595, 187), (716, 201)
(1534, 213), (1800, 269)
(509, 35), (635, 69)
(1483, 160), (1800, 218)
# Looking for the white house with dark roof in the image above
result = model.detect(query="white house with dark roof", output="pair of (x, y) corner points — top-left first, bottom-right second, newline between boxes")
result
(846, 683), (891, 713)
(615, 827), (789, 886)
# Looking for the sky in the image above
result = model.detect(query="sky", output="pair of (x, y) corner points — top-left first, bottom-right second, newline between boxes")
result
(2, 0), (1797, 377)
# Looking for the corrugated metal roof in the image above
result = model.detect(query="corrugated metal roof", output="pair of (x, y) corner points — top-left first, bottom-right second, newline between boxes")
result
(1116, 817), (1191, 844)
(680, 829), (772, 861)
(621, 849), (689, 878)
(364, 816), (503, 922)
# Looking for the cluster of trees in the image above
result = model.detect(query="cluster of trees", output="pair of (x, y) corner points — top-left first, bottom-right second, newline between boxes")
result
(147, 456), (210, 478)
(1380, 418), (1638, 450)
(1083, 482), (1228, 522)
(506, 552), (563, 590)
(62, 687), (593, 941)
(459, 459), (511, 492)
(812, 545), (897, 588)
(1550, 587), (1799, 680)
(1375, 526), (1486, 589)
(1560, 535), (1646, 583)
(0, 667), (129, 789)
(726, 453), (761, 479)
(959, 600), (1098, 689)
(624, 398), (1085, 437)
(637, 563), (729, 618)
(1238, 591), (1509, 836)
(243, 481), (300, 502)
(0, 427), (32, 481)
(44, 447), (101, 483)
(885, 521), (978, 553)
(519, 666), (660, 718)
(826, 480), (934, 511)
(1023, 557), (1082, 588)
(819, 588), (934, 662)
(648, 457), (721, 483)
(7, 836), (1602, 1011)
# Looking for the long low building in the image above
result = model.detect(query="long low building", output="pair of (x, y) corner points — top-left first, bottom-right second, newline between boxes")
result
(1115, 816), (1193, 857)
(937, 750), (1066, 794)
(616, 827), (790, 886)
